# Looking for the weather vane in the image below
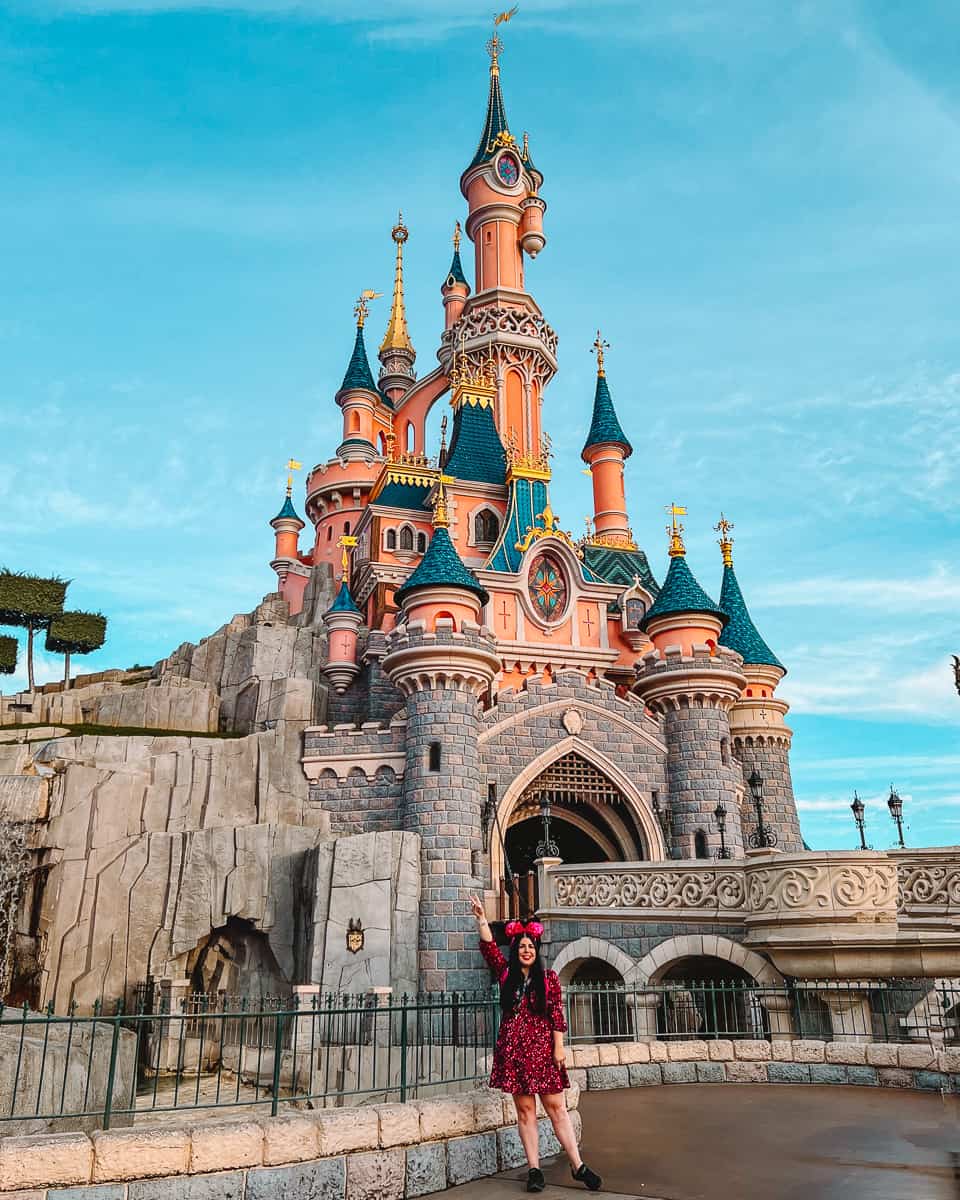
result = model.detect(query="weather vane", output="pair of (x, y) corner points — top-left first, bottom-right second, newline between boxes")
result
(284, 458), (302, 496)
(354, 289), (383, 328)
(665, 502), (687, 557)
(487, 6), (517, 69)
(591, 330), (610, 377)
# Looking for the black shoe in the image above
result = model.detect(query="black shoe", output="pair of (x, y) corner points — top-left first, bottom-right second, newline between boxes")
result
(526, 1166), (546, 1193)
(572, 1161), (603, 1191)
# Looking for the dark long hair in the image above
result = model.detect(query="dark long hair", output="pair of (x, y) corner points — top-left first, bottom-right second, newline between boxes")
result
(499, 935), (547, 1015)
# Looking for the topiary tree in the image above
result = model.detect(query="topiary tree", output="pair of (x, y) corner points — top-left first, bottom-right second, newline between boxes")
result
(0, 636), (17, 677)
(45, 611), (107, 691)
(0, 571), (67, 692)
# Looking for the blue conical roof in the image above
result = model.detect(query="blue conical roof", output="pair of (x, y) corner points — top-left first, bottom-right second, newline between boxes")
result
(328, 580), (361, 615)
(640, 555), (726, 631)
(718, 563), (784, 671)
(272, 493), (302, 523)
(445, 246), (468, 288)
(395, 526), (489, 607)
(338, 325), (377, 395)
(582, 373), (632, 458)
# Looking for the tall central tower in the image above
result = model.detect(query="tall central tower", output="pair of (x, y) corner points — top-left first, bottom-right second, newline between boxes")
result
(441, 32), (557, 460)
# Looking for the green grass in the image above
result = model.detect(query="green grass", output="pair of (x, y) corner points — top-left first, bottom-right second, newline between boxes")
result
(0, 721), (243, 740)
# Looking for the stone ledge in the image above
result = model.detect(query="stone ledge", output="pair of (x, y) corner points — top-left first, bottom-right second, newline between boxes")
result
(566, 1039), (959, 1098)
(0, 1087), (581, 1196)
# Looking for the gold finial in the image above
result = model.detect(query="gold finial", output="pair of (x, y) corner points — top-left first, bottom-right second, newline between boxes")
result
(592, 330), (610, 377)
(439, 414), (448, 465)
(453, 220), (462, 253)
(487, 6), (516, 72)
(433, 477), (450, 528)
(354, 289), (382, 328)
(337, 534), (358, 583)
(715, 513), (734, 567)
(285, 458), (302, 496)
(384, 427), (397, 461)
(665, 502), (687, 558)
(380, 215), (413, 355)
(522, 130), (529, 159)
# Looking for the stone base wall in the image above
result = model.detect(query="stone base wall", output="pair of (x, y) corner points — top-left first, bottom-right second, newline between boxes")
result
(566, 1038), (960, 1094)
(0, 1087), (582, 1198)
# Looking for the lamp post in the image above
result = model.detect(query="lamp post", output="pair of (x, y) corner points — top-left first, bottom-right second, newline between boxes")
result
(887, 784), (905, 849)
(851, 791), (869, 851)
(714, 800), (732, 860)
(747, 769), (777, 850)
(652, 793), (677, 859)
(536, 794), (559, 860)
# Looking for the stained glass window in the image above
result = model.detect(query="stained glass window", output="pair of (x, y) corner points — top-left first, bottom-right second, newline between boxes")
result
(497, 153), (520, 185)
(528, 553), (568, 621)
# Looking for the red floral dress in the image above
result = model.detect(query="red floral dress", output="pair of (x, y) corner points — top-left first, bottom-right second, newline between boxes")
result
(480, 939), (570, 1096)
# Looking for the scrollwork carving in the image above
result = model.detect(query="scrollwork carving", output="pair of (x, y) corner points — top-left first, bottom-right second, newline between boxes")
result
(897, 861), (960, 911)
(553, 868), (745, 911)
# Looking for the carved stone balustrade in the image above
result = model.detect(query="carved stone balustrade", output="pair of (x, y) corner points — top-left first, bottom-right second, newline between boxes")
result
(542, 860), (746, 923)
(891, 847), (960, 928)
(539, 847), (960, 979)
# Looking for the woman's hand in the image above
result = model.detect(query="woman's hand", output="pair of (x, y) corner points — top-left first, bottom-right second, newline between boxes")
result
(469, 894), (485, 921)
(553, 1031), (566, 1069)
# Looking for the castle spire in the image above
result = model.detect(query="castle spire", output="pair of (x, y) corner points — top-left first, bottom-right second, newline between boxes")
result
(441, 220), (470, 329)
(378, 216), (417, 398)
(639, 506), (726, 633)
(338, 292), (380, 396)
(380, 213), (414, 356)
(582, 335), (634, 548)
(716, 517), (784, 670)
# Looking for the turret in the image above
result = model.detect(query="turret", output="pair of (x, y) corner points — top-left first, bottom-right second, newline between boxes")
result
(269, 461), (309, 612)
(336, 292), (384, 463)
(384, 485), (499, 991)
(582, 333), (634, 549)
(716, 516), (803, 852)
(460, 32), (545, 297)
(322, 541), (363, 695)
(378, 214), (417, 401)
(441, 221), (470, 330)
(633, 506), (747, 859)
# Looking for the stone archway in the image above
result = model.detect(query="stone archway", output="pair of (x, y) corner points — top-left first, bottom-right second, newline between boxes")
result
(491, 736), (667, 888)
(552, 936), (636, 986)
(634, 934), (784, 987)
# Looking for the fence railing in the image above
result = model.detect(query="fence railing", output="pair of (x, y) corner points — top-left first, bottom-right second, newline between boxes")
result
(2, 978), (957, 1133)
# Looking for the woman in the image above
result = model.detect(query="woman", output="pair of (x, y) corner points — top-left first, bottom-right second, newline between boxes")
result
(470, 894), (602, 1194)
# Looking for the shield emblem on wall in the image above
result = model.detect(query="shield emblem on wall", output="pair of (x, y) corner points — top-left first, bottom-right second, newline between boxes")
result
(346, 918), (364, 954)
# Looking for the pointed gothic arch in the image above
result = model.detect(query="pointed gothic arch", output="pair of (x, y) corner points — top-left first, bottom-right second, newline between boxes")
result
(490, 735), (667, 888)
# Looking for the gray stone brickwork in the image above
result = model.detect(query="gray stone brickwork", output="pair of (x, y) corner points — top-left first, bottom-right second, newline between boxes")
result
(733, 735), (804, 853)
(662, 705), (744, 856)
(544, 918), (749, 973)
(384, 621), (499, 992)
(633, 646), (747, 859)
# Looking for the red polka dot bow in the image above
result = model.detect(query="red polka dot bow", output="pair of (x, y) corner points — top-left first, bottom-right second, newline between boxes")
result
(504, 919), (544, 940)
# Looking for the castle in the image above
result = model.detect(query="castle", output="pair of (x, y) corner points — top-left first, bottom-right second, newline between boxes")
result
(1, 31), (956, 1026)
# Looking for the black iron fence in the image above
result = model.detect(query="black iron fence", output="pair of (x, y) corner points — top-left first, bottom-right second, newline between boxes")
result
(2, 978), (956, 1132)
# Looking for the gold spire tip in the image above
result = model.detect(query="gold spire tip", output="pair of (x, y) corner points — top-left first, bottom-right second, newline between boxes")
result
(391, 211), (408, 243)
(714, 513), (734, 567)
(336, 534), (358, 583)
(453, 220), (462, 252)
(591, 330), (609, 377)
(665, 502), (687, 558)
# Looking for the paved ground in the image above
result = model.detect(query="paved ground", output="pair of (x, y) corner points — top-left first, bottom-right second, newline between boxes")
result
(429, 1085), (960, 1200)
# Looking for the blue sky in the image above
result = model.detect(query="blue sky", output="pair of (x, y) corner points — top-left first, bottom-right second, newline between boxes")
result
(1, 0), (958, 851)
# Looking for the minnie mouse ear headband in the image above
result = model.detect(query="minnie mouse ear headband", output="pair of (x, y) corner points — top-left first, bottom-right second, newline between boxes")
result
(504, 919), (544, 941)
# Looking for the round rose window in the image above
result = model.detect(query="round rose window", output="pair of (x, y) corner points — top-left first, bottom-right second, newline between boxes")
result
(528, 553), (568, 622)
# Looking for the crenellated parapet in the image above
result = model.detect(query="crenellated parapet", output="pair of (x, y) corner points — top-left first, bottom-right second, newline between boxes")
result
(633, 644), (747, 715)
(382, 617), (500, 698)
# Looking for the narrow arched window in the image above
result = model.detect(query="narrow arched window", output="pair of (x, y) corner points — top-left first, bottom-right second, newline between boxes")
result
(399, 526), (414, 552)
(326, 526), (333, 541)
(416, 531), (427, 553)
(386, 529), (397, 551)
(474, 509), (499, 546)
(694, 831), (709, 860)
(344, 521), (351, 535)
(428, 742), (441, 772)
